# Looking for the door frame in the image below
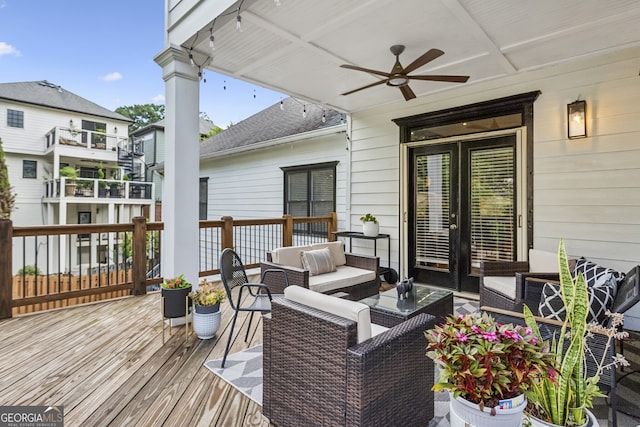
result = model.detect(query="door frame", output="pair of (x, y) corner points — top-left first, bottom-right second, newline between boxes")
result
(400, 128), (528, 287)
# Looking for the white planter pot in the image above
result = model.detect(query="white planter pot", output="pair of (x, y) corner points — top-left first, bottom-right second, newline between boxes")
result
(193, 310), (221, 339)
(362, 221), (379, 237)
(524, 409), (598, 427)
(450, 394), (526, 427)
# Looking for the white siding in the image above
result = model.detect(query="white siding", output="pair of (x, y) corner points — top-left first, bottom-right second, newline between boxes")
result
(199, 131), (348, 230)
(349, 45), (640, 275)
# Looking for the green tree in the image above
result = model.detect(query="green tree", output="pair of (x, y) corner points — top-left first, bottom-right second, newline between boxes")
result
(115, 104), (165, 132)
(0, 137), (17, 219)
(200, 125), (223, 141)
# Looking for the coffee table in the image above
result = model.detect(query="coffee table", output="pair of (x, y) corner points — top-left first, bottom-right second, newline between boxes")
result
(359, 284), (453, 327)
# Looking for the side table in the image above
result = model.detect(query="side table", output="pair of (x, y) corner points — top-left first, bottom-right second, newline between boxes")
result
(333, 231), (398, 283)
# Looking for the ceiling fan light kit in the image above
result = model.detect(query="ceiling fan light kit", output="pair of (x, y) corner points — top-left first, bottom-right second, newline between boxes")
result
(340, 44), (470, 101)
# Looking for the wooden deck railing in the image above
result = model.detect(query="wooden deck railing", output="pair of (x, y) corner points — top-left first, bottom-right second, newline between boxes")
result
(0, 213), (337, 318)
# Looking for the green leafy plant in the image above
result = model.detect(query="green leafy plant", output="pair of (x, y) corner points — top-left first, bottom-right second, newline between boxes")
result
(360, 213), (377, 223)
(523, 240), (628, 426)
(17, 265), (43, 276)
(189, 280), (226, 306)
(59, 166), (78, 179)
(425, 312), (556, 410)
(161, 274), (192, 289)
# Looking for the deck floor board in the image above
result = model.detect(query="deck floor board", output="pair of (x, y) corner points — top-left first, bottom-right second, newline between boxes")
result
(0, 292), (273, 427)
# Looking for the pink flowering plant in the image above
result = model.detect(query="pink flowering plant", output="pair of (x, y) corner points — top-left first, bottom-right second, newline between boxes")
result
(161, 274), (192, 289)
(425, 312), (557, 410)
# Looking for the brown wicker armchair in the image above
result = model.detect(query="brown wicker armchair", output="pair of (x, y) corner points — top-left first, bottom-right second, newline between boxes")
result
(263, 294), (437, 427)
(261, 252), (380, 301)
(479, 249), (564, 310)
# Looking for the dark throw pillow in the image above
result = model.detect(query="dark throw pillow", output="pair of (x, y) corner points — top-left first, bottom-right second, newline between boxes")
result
(572, 257), (624, 293)
(538, 281), (615, 325)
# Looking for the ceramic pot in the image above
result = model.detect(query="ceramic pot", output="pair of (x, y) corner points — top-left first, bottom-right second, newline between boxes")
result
(524, 409), (598, 427)
(449, 393), (526, 427)
(362, 221), (379, 237)
(161, 286), (192, 318)
(193, 310), (221, 339)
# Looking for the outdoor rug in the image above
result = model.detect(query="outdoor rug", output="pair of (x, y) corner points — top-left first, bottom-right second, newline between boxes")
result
(204, 345), (263, 405)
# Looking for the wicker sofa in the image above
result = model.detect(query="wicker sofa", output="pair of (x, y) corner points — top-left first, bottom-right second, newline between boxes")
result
(260, 241), (380, 301)
(263, 285), (437, 427)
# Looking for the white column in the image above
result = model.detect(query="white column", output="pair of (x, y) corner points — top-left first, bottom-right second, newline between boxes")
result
(154, 45), (200, 287)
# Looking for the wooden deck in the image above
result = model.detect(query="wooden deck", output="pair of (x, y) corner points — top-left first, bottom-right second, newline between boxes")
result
(0, 291), (271, 427)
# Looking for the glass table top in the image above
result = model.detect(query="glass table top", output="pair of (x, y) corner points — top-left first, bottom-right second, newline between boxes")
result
(359, 284), (452, 316)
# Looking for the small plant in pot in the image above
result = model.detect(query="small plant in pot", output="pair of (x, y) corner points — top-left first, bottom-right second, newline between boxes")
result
(522, 240), (628, 427)
(161, 274), (192, 319)
(425, 312), (556, 426)
(189, 279), (226, 339)
(360, 213), (379, 237)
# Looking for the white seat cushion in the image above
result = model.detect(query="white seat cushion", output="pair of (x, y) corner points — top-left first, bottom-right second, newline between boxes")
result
(284, 285), (386, 342)
(483, 276), (516, 299)
(308, 266), (376, 294)
(529, 249), (558, 273)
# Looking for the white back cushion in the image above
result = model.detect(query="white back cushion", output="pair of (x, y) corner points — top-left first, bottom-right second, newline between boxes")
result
(284, 285), (372, 343)
(311, 241), (347, 266)
(529, 249), (558, 273)
(271, 245), (311, 269)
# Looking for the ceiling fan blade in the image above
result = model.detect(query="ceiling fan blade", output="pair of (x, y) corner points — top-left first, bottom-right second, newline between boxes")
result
(340, 64), (390, 78)
(341, 79), (387, 96)
(409, 75), (470, 83)
(401, 48), (444, 74)
(399, 85), (416, 101)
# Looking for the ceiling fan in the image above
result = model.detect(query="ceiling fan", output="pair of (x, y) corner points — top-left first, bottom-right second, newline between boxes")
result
(340, 45), (470, 101)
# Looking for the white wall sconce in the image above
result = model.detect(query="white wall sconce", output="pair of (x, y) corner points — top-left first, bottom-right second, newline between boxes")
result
(567, 100), (586, 139)
(114, 126), (118, 134)
(69, 119), (74, 128)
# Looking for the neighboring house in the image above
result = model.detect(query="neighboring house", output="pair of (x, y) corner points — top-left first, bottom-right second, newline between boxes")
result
(199, 98), (346, 224)
(0, 80), (154, 272)
(131, 117), (218, 204)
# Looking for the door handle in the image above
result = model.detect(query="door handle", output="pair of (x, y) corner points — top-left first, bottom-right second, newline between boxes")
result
(449, 224), (458, 230)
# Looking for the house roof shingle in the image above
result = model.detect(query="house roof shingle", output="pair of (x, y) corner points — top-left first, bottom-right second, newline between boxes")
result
(199, 97), (344, 156)
(131, 117), (219, 137)
(0, 80), (130, 122)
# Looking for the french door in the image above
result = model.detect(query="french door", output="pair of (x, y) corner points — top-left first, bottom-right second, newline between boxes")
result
(408, 134), (518, 292)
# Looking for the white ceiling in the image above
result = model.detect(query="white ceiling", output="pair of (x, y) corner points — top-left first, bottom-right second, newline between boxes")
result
(185, 0), (640, 113)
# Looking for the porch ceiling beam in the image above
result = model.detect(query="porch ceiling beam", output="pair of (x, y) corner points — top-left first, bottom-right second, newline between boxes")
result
(439, 0), (517, 74)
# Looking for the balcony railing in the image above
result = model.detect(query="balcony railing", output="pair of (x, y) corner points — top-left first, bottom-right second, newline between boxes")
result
(45, 126), (128, 151)
(43, 177), (154, 201)
(0, 213), (338, 318)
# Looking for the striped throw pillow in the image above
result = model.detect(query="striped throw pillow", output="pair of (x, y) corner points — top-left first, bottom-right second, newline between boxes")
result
(301, 247), (336, 276)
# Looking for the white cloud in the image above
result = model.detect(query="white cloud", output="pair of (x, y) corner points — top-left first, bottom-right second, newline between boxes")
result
(101, 72), (123, 82)
(0, 1), (7, 9)
(0, 41), (20, 57)
(151, 94), (165, 104)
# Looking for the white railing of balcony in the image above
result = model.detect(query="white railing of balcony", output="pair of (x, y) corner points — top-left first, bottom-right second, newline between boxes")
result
(43, 177), (154, 201)
(45, 127), (127, 151)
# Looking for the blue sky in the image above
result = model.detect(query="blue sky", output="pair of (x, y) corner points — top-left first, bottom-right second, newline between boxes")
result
(0, 0), (285, 127)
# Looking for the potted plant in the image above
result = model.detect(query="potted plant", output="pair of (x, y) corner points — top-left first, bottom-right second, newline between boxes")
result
(360, 213), (379, 237)
(189, 279), (227, 339)
(161, 274), (192, 319)
(425, 312), (556, 426)
(97, 163), (108, 197)
(59, 166), (78, 196)
(522, 240), (628, 427)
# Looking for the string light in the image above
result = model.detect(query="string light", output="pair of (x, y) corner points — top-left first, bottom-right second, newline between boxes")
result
(223, 80), (227, 90)
(189, 48), (195, 67)
(280, 99), (284, 110)
(322, 110), (326, 123)
(209, 32), (215, 50)
(236, 11), (242, 32)
(253, 89), (256, 99)
(302, 105), (307, 118)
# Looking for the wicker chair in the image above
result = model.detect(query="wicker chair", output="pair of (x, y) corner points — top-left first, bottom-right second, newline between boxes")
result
(260, 252), (380, 301)
(263, 293), (437, 427)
